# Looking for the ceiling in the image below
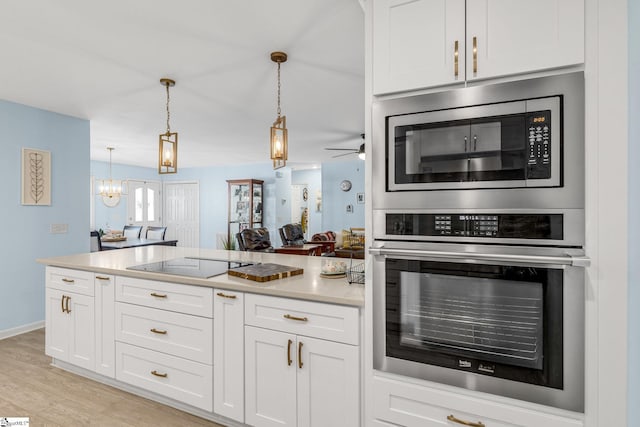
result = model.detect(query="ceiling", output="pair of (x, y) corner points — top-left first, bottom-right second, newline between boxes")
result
(0, 0), (365, 169)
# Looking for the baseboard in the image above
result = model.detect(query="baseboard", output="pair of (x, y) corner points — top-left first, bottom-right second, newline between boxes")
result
(0, 321), (45, 340)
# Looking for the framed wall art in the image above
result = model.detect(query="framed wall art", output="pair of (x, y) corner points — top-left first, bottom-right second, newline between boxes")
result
(21, 148), (51, 206)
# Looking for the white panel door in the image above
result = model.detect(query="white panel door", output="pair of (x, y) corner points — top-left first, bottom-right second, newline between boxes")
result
(214, 290), (245, 422)
(466, 0), (584, 81)
(67, 292), (96, 371)
(373, 0), (466, 94)
(45, 288), (69, 360)
(163, 181), (199, 248)
(245, 326), (297, 427)
(297, 337), (360, 427)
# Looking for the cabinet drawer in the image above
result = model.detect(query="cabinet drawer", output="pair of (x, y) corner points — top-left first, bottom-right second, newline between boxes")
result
(115, 342), (213, 412)
(115, 303), (213, 364)
(373, 376), (583, 427)
(115, 276), (213, 317)
(245, 294), (359, 345)
(46, 267), (94, 296)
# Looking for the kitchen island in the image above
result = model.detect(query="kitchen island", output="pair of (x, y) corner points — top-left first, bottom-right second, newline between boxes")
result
(37, 246), (364, 426)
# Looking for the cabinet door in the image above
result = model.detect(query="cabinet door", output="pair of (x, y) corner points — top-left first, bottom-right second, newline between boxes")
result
(45, 288), (69, 360)
(214, 290), (244, 422)
(297, 337), (360, 427)
(466, 0), (584, 81)
(245, 326), (297, 427)
(95, 274), (115, 377)
(373, 0), (465, 94)
(67, 292), (96, 371)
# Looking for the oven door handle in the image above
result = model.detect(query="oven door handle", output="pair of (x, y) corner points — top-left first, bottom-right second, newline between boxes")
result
(368, 247), (590, 267)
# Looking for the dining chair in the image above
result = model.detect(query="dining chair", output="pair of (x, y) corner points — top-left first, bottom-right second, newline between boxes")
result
(280, 223), (306, 246)
(90, 231), (103, 252)
(238, 227), (274, 252)
(123, 225), (143, 239)
(145, 226), (167, 240)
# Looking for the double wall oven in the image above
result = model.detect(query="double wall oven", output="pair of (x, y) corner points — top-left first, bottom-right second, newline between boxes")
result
(371, 73), (588, 412)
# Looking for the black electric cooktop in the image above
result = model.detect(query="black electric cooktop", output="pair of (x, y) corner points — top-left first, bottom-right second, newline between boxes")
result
(127, 257), (254, 279)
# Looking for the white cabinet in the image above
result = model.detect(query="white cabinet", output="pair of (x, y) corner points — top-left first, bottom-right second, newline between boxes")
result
(213, 289), (245, 422)
(95, 273), (115, 377)
(45, 287), (95, 371)
(372, 0), (584, 94)
(244, 294), (360, 427)
(372, 376), (583, 427)
(114, 276), (214, 412)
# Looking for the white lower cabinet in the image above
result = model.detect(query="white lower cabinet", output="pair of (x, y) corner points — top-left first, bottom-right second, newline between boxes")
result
(45, 267), (95, 371)
(94, 273), (115, 377)
(213, 289), (245, 422)
(244, 294), (361, 427)
(372, 376), (583, 427)
(114, 276), (214, 412)
(45, 288), (95, 371)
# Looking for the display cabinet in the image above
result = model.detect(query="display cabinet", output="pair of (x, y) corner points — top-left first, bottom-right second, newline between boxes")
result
(227, 179), (264, 248)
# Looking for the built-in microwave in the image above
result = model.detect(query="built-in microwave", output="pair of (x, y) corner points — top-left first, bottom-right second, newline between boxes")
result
(372, 72), (584, 212)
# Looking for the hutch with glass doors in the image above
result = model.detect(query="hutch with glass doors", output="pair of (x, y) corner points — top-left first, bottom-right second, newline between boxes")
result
(227, 179), (264, 249)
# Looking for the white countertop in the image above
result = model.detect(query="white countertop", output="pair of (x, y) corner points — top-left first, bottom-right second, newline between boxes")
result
(37, 246), (365, 307)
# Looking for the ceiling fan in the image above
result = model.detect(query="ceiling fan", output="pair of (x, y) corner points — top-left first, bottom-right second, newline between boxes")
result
(325, 133), (365, 159)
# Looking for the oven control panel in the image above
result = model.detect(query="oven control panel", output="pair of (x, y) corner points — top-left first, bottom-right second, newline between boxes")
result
(387, 213), (563, 240)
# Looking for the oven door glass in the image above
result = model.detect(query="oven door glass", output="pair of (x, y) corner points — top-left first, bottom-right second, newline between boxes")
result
(386, 258), (563, 388)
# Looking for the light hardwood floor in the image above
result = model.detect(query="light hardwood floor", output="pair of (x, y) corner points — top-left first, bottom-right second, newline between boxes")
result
(0, 328), (225, 426)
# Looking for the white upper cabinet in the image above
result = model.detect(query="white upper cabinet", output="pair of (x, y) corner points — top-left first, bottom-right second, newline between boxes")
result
(373, 0), (466, 94)
(372, 0), (584, 94)
(466, 0), (584, 82)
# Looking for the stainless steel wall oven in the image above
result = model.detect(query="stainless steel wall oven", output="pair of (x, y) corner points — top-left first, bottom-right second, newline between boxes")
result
(371, 73), (588, 413)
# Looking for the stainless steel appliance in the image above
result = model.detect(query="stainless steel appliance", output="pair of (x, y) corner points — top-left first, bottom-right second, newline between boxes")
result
(370, 73), (588, 412)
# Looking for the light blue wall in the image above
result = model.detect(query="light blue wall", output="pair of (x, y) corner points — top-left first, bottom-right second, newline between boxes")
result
(0, 99), (89, 332)
(91, 160), (160, 232)
(292, 168), (323, 237)
(628, 0), (639, 422)
(321, 159), (365, 233)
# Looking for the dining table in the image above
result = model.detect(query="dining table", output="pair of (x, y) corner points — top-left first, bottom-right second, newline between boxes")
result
(274, 243), (323, 256)
(100, 237), (178, 250)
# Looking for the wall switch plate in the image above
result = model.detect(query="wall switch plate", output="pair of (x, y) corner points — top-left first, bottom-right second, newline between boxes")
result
(50, 224), (68, 234)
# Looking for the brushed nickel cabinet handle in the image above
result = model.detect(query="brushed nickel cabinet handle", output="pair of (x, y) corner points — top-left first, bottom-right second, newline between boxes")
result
(150, 292), (167, 298)
(298, 341), (303, 369)
(150, 328), (167, 335)
(454, 40), (459, 78)
(95, 276), (110, 280)
(151, 370), (168, 378)
(447, 414), (485, 427)
(472, 36), (478, 75)
(62, 278), (75, 283)
(287, 339), (293, 366)
(216, 292), (237, 299)
(284, 314), (308, 322)
(65, 295), (71, 314)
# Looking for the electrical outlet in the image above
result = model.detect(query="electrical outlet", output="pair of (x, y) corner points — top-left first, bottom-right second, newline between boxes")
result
(50, 224), (69, 234)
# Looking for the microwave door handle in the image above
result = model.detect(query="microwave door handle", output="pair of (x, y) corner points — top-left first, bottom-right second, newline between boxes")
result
(464, 136), (468, 152)
(368, 247), (590, 268)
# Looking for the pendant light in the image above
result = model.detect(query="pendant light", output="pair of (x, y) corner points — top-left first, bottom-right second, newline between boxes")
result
(159, 78), (178, 174)
(97, 147), (126, 207)
(270, 51), (288, 169)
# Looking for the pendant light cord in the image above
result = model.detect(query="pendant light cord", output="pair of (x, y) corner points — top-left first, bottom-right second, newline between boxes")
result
(277, 62), (281, 118)
(165, 83), (171, 134)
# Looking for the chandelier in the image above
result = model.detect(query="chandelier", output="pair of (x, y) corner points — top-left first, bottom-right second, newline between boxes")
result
(159, 78), (178, 174)
(97, 147), (126, 207)
(270, 51), (288, 169)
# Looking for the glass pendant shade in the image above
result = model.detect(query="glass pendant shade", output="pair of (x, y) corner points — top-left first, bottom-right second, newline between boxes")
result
(270, 115), (288, 169)
(159, 131), (178, 174)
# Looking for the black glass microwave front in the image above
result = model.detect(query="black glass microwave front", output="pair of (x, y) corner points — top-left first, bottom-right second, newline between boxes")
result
(385, 258), (563, 388)
(386, 97), (561, 191)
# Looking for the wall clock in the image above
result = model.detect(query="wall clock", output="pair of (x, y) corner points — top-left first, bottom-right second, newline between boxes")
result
(340, 179), (352, 192)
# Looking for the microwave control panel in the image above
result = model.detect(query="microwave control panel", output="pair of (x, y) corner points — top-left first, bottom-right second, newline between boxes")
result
(526, 110), (552, 179)
(386, 213), (563, 240)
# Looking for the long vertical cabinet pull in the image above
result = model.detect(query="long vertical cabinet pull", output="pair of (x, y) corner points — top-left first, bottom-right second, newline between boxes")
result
(454, 40), (459, 78)
(65, 295), (71, 314)
(298, 341), (303, 369)
(61, 295), (66, 313)
(473, 36), (478, 75)
(287, 339), (293, 366)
